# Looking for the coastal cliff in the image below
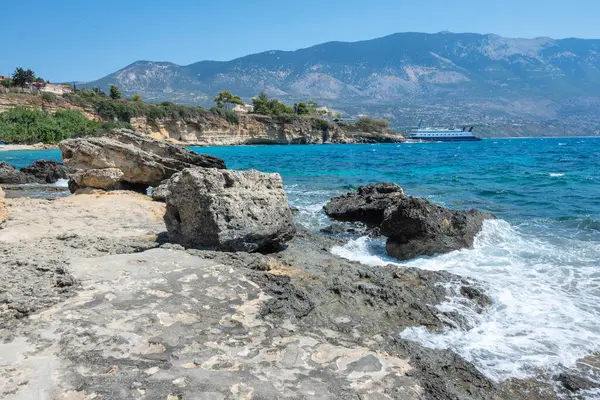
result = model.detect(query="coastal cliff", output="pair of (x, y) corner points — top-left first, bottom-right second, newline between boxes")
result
(130, 114), (403, 145)
(0, 93), (403, 145)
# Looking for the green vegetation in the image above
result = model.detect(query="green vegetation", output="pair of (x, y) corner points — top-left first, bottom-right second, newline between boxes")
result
(0, 107), (112, 144)
(109, 85), (122, 100)
(293, 102), (310, 115)
(252, 92), (294, 116)
(0, 81), (390, 143)
(214, 91), (244, 108)
(312, 118), (331, 131)
(355, 116), (390, 132)
(210, 107), (239, 125)
(41, 92), (57, 103)
(64, 89), (213, 124)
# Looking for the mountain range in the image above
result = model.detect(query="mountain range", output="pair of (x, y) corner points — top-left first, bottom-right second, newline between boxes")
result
(86, 32), (600, 135)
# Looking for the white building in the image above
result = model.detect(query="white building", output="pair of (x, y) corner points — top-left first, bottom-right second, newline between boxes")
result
(39, 83), (73, 96)
(233, 104), (254, 113)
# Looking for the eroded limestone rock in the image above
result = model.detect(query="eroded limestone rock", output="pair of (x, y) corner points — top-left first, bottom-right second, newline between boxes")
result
(59, 128), (226, 192)
(324, 182), (494, 260)
(381, 196), (493, 260)
(69, 168), (124, 191)
(323, 182), (404, 227)
(164, 167), (295, 252)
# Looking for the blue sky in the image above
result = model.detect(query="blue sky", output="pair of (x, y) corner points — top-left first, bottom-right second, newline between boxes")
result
(2, 0), (599, 82)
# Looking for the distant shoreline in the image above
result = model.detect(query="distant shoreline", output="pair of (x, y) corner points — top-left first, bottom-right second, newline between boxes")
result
(1, 136), (599, 153)
(0, 144), (58, 152)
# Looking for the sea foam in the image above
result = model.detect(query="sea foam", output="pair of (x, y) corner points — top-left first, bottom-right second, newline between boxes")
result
(54, 178), (69, 187)
(332, 219), (600, 381)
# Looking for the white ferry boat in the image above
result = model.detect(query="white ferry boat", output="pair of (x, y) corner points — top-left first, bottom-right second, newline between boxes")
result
(407, 120), (482, 142)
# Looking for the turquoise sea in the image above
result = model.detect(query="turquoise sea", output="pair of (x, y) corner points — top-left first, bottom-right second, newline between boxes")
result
(2, 137), (600, 381)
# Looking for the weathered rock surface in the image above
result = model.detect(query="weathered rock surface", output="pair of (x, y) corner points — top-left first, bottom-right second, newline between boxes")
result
(324, 182), (404, 227)
(325, 183), (494, 260)
(19, 160), (71, 183)
(151, 180), (170, 202)
(69, 167), (124, 191)
(381, 197), (494, 260)
(0, 191), (576, 399)
(165, 167), (295, 252)
(0, 191), (165, 324)
(0, 187), (7, 226)
(558, 372), (600, 392)
(0, 162), (39, 184)
(130, 113), (405, 146)
(59, 128), (226, 191)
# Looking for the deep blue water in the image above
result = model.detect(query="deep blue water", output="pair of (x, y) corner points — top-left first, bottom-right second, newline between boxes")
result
(2, 137), (600, 381)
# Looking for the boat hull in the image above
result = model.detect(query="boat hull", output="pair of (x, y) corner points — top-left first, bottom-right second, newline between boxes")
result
(407, 136), (482, 142)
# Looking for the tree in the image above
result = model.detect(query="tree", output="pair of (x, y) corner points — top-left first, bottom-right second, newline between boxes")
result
(109, 85), (122, 100)
(293, 102), (310, 115)
(12, 67), (36, 88)
(132, 93), (142, 102)
(214, 91), (244, 109)
(251, 92), (270, 115)
(252, 92), (294, 115)
(0, 79), (11, 89)
(35, 77), (45, 84)
(307, 100), (318, 110)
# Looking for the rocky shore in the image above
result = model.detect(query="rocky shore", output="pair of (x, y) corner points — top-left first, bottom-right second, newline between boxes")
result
(0, 129), (598, 399)
(131, 114), (404, 146)
(0, 93), (403, 147)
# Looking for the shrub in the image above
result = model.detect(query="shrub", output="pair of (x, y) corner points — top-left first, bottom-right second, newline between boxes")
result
(0, 106), (106, 144)
(210, 107), (239, 125)
(64, 92), (90, 107)
(293, 102), (310, 115)
(41, 92), (57, 103)
(356, 116), (390, 132)
(312, 118), (331, 131)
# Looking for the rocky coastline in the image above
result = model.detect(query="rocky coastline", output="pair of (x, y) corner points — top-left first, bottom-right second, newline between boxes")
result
(0, 93), (404, 147)
(0, 129), (598, 399)
(131, 114), (404, 146)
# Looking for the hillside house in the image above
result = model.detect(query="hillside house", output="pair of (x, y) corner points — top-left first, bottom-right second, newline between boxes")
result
(39, 83), (73, 96)
(233, 104), (254, 113)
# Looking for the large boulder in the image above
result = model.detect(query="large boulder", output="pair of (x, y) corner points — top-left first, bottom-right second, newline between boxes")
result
(323, 182), (404, 227)
(69, 168), (124, 191)
(0, 162), (39, 184)
(59, 129), (226, 192)
(0, 187), (7, 227)
(381, 197), (493, 260)
(20, 160), (71, 183)
(324, 183), (494, 260)
(150, 181), (170, 202)
(164, 167), (295, 252)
